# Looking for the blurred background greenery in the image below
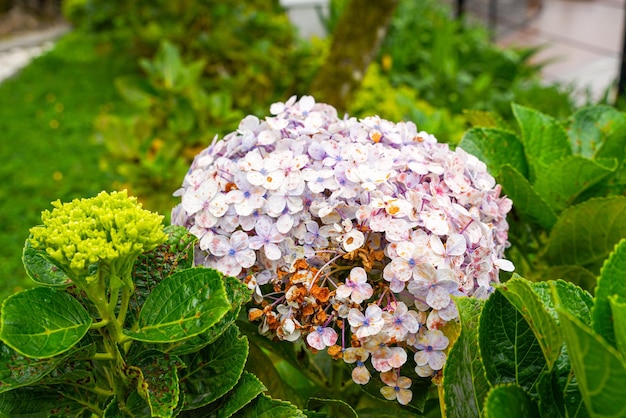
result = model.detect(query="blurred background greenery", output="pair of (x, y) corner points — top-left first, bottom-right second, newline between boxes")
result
(0, 0), (594, 300)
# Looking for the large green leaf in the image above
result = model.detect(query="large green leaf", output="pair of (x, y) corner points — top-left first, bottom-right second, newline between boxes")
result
(499, 164), (557, 230)
(512, 104), (571, 181)
(0, 386), (90, 417)
(195, 371), (266, 418)
(533, 156), (617, 213)
(124, 268), (230, 343)
(236, 394), (306, 418)
(609, 295), (626, 358)
(179, 325), (248, 410)
(458, 127), (528, 177)
(558, 308), (626, 418)
(592, 239), (626, 348)
(483, 384), (539, 418)
(479, 290), (547, 392)
(536, 345), (588, 418)
(443, 297), (489, 418)
(566, 105), (626, 162)
(0, 287), (92, 358)
(165, 275), (251, 356)
(0, 339), (94, 393)
(22, 240), (71, 287)
(497, 277), (562, 370)
(132, 350), (183, 417)
(132, 225), (197, 313)
(545, 197), (626, 273)
(531, 280), (593, 326)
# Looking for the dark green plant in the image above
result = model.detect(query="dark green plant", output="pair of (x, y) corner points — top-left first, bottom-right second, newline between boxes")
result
(442, 238), (626, 417)
(96, 40), (243, 215)
(379, 0), (574, 120)
(0, 191), (303, 417)
(459, 104), (626, 290)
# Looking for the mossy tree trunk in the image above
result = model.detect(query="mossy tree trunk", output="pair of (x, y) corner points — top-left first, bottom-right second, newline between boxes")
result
(310, 0), (399, 113)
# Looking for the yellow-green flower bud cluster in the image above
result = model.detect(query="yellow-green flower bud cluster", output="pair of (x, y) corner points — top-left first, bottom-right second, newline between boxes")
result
(29, 190), (167, 276)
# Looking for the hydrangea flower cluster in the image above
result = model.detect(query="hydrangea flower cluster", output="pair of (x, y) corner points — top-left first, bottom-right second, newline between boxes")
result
(30, 190), (167, 281)
(172, 96), (514, 405)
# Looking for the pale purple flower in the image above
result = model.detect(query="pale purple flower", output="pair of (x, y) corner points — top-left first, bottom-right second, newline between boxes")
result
(414, 329), (449, 370)
(348, 305), (384, 339)
(248, 216), (284, 260)
(307, 326), (338, 350)
(205, 231), (255, 276)
(407, 264), (459, 310)
(336, 267), (373, 304)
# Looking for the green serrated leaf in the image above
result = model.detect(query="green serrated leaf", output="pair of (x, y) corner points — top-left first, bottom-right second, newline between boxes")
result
(196, 371), (266, 418)
(0, 338), (94, 393)
(164, 275), (252, 355)
(479, 291), (547, 392)
(499, 164), (557, 230)
(463, 109), (507, 129)
(22, 240), (72, 286)
(483, 384), (539, 418)
(608, 295), (626, 358)
(533, 156), (617, 213)
(566, 105), (626, 162)
(512, 103), (571, 182)
(124, 268), (230, 343)
(458, 128), (528, 178)
(132, 350), (183, 417)
(532, 280), (594, 326)
(179, 325), (248, 410)
(592, 239), (626, 348)
(236, 394), (306, 418)
(443, 297), (489, 418)
(131, 225), (197, 314)
(0, 386), (90, 417)
(0, 287), (92, 358)
(545, 197), (626, 273)
(558, 308), (626, 418)
(497, 277), (562, 370)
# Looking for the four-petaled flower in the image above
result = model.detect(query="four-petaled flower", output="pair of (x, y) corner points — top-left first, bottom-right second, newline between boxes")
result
(348, 305), (384, 339)
(379, 371), (413, 405)
(414, 329), (449, 371)
(336, 267), (374, 304)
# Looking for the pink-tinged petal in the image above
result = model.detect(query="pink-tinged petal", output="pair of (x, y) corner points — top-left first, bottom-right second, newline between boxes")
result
(446, 234), (467, 256)
(207, 235), (230, 256)
(276, 214), (294, 234)
(263, 242), (282, 260)
(430, 331), (450, 351)
(335, 285), (352, 299)
(255, 217), (272, 237)
(387, 348), (407, 368)
(351, 366), (370, 384)
(217, 257), (242, 277)
(414, 351), (429, 367)
(230, 231), (250, 250)
(397, 376), (412, 389)
(428, 351), (447, 370)
(395, 241), (416, 260)
(347, 308), (365, 328)
(388, 259), (413, 282)
(415, 364), (434, 377)
(380, 371), (397, 386)
(351, 284), (373, 304)
(307, 330), (325, 350)
(350, 267), (368, 284)
(426, 285), (451, 310)
(208, 193), (229, 217)
(235, 249), (256, 269)
(372, 356), (392, 372)
(429, 235), (445, 255)
(396, 388), (413, 405)
(422, 210), (449, 235)
(322, 327), (338, 346)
